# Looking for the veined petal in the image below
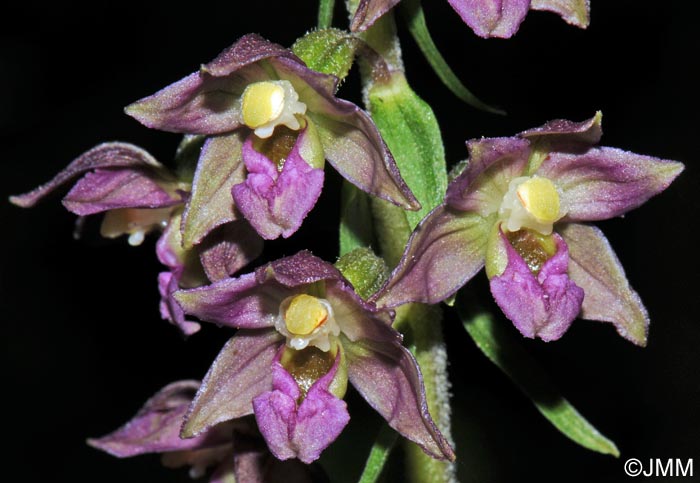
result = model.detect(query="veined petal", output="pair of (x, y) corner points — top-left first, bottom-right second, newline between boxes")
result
(310, 107), (420, 211)
(445, 137), (530, 216)
(232, 131), (324, 240)
(344, 337), (455, 461)
(63, 168), (179, 216)
(256, 250), (344, 288)
(447, 0), (531, 39)
(10, 142), (169, 208)
(374, 205), (491, 308)
(198, 221), (264, 282)
(175, 273), (291, 330)
(489, 230), (583, 341)
(125, 34), (292, 134)
(201, 34), (294, 78)
(520, 111), (602, 148)
(350, 0), (401, 32)
(539, 147), (684, 222)
(531, 0), (590, 28)
(87, 381), (230, 457)
(182, 331), (282, 438)
(181, 132), (247, 248)
(559, 223), (649, 346)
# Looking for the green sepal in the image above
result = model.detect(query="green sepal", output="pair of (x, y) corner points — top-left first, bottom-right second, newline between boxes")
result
(458, 300), (620, 457)
(357, 423), (399, 483)
(335, 247), (389, 300)
(367, 72), (448, 230)
(292, 28), (358, 81)
(399, 0), (505, 115)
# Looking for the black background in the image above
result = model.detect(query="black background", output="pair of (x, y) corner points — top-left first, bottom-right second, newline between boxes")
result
(1, 1), (698, 482)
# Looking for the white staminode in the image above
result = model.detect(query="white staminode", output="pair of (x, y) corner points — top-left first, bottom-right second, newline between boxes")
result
(275, 294), (340, 352)
(241, 80), (307, 139)
(498, 176), (566, 235)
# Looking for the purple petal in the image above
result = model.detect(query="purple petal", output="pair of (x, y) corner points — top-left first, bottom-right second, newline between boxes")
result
(10, 142), (169, 208)
(198, 221), (264, 282)
(291, 357), (350, 463)
(232, 131), (324, 240)
(159, 271), (201, 336)
(520, 111), (602, 149)
(125, 35), (292, 135)
(256, 250), (344, 288)
(310, 109), (420, 211)
(374, 205), (491, 308)
(489, 230), (584, 341)
(175, 273), (291, 330)
(156, 217), (206, 336)
(344, 338), (455, 460)
(350, 0), (401, 32)
(447, 0), (531, 38)
(182, 331), (282, 438)
(559, 223), (649, 346)
(538, 147), (684, 221)
(63, 168), (179, 216)
(531, 0), (590, 28)
(252, 375), (298, 461)
(253, 352), (349, 463)
(445, 136), (530, 215)
(87, 381), (230, 457)
(181, 132), (247, 248)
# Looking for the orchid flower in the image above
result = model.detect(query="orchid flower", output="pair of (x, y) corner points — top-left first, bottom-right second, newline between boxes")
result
(173, 251), (455, 463)
(351, 0), (590, 38)
(125, 34), (418, 243)
(375, 113), (683, 344)
(10, 142), (262, 335)
(88, 380), (312, 483)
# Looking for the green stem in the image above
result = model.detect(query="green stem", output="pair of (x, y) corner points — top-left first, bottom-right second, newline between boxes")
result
(358, 424), (399, 483)
(345, 4), (456, 481)
(318, 0), (336, 28)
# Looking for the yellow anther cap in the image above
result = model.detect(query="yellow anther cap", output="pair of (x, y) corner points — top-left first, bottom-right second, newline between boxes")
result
(516, 177), (560, 223)
(241, 82), (285, 128)
(284, 294), (329, 336)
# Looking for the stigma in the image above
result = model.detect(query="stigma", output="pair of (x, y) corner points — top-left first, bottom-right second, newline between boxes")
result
(241, 80), (307, 139)
(499, 176), (565, 235)
(275, 294), (340, 352)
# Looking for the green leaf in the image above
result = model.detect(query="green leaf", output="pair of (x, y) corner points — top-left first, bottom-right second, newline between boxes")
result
(358, 424), (398, 483)
(458, 303), (620, 457)
(339, 181), (375, 256)
(292, 28), (358, 81)
(317, 0), (336, 29)
(399, 0), (505, 115)
(367, 73), (448, 230)
(335, 247), (389, 300)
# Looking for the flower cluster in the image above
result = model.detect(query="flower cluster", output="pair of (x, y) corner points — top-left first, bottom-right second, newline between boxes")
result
(351, 0), (590, 38)
(375, 113), (683, 344)
(10, 4), (684, 481)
